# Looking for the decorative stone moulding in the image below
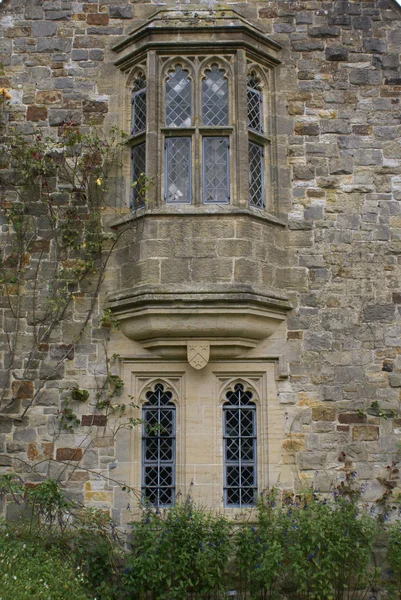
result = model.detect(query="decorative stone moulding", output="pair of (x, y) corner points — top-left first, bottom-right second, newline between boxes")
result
(107, 285), (292, 363)
(112, 9), (282, 70)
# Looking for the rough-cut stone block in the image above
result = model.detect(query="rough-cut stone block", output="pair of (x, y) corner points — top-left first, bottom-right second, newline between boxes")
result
(309, 26), (340, 38)
(312, 406), (336, 421)
(27, 106), (47, 121)
(50, 344), (74, 361)
(81, 415), (107, 426)
(364, 304), (396, 322)
(56, 447), (83, 461)
(339, 413), (367, 424)
(12, 380), (34, 399)
(32, 21), (57, 37)
(326, 47), (349, 61)
(87, 13), (109, 25)
(36, 90), (62, 104)
(304, 332), (333, 351)
(352, 426), (379, 441)
(109, 5), (133, 18)
(295, 122), (320, 136)
(389, 374), (401, 388)
(297, 451), (325, 470)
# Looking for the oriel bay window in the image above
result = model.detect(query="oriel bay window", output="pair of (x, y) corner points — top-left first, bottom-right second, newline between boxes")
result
(127, 55), (275, 211)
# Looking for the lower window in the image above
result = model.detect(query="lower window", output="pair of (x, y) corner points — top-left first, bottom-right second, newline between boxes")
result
(142, 383), (176, 507)
(223, 383), (257, 507)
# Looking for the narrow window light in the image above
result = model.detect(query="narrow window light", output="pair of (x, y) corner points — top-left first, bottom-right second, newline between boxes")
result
(165, 137), (192, 203)
(131, 143), (146, 209)
(165, 66), (192, 127)
(132, 76), (146, 136)
(249, 142), (264, 209)
(142, 383), (176, 507)
(223, 383), (257, 507)
(247, 74), (263, 134)
(202, 65), (228, 126)
(202, 137), (230, 204)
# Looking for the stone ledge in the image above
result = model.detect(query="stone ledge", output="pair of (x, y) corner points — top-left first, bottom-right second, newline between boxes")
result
(108, 285), (291, 359)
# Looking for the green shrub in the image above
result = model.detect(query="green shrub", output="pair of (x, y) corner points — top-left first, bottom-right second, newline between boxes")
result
(122, 498), (232, 599)
(0, 523), (91, 600)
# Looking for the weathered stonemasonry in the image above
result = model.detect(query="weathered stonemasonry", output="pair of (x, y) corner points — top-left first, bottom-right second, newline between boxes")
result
(0, 0), (401, 523)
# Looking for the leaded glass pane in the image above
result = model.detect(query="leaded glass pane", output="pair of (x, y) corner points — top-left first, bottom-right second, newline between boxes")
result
(247, 75), (263, 133)
(202, 66), (228, 126)
(223, 384), (257, 508)
(131, 143), (146, 210)
(249, 142), (264, 209)
(165, 137), (191, 203)
(165, 66), (192, 127)
(142, 384), (175, 507)
(202, 137), (229, 204)
(132, 83), (146, 135)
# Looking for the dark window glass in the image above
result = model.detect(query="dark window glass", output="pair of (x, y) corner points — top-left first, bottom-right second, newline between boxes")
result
(131, 143), (146, 209)
(202, 65), (228, 126)
(202, 137), (229, 204)
(249, 142), (264, 209)
(142, 383), (176, 507)
(223, 383), (257, 507)
(165, 137), (192, 203)
(166, 66), (192, 127)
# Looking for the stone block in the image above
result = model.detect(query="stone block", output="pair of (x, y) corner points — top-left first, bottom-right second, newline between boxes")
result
(275, 267), (308, 292)
(312, 406), (336, 421)
(304, 332), (333, 351)
(27, 106), (48, 121)
(13, 428), (37, 442)
(326, 47), (349, 61)
(12, 380), (34, 399)
(71, 49), (88, 61)
(50, 344), (74, 361)
(295, 122), (320, 136)
(56, 447), (83, 461)
(45, 10), (72, 20)
(297, 451), (326, 470)
(109, 5), (134, 18)
(36, 90), (62, 104)
(352, 426), (379, 441)
(389, 374), (401, 388)
(87, 13), (109, 25)
(309, 26), (340, 38)
(338, 413), (367, 424)
(32, 21), (57, 37)
(81, 415), (108, 426)
(88, 49), (104, 61)
(364, 304), (396, 322)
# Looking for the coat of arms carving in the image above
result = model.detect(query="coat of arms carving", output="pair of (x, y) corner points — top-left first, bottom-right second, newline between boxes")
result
(187, 341), (210, 370)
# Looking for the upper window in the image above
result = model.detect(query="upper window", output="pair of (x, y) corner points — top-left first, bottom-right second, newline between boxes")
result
(128, 56), (272, 212)
(223, 383), (257, 508)
(202, 65), (228, 126)
(142, 383), (176, 507)
(132, 75), (146, 135)
(166, 66), (192, 127)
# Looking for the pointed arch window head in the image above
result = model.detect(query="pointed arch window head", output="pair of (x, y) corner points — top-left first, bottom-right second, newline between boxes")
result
(142, 383), (176, 507)
(165, 66), (192, 127)
(132, 75), (146, 135)
(202, 65), (228, 126)
(247, 73), (263, 133)
(223, 383), (257, 508)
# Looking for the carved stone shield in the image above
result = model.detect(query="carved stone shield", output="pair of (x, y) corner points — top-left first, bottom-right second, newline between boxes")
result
(187, 341), (210, 370)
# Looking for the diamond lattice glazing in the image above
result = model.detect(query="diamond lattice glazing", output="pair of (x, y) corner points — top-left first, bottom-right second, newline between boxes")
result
(131, 143), (146, 209)
(142, 384), (175, 507)
(223, 384), (257, 507)
(249, 142), (264, 209)
(165, 137), (191, 203)
(166, 67), (192, 127)
(247, 75), (263, 133)
(203, 137), (229, 203)
(202, 66), (228, 126)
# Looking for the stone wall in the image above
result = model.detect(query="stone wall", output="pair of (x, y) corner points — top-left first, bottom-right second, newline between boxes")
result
(1, 0), (401, 518)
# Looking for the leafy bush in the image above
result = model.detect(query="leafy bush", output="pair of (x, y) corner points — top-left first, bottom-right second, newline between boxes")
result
(122, 499), (232, 599)
(235, 492), (378, 600)
(0, 523), (91, 600)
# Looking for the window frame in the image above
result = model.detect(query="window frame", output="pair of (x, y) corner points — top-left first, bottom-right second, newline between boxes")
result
(141, 383), (177, 508)
(223, 383), (258, 508)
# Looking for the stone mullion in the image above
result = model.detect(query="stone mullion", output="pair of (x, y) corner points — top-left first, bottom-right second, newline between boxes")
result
(236, 50), (249, 209)
(146, 51), (159, 209)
